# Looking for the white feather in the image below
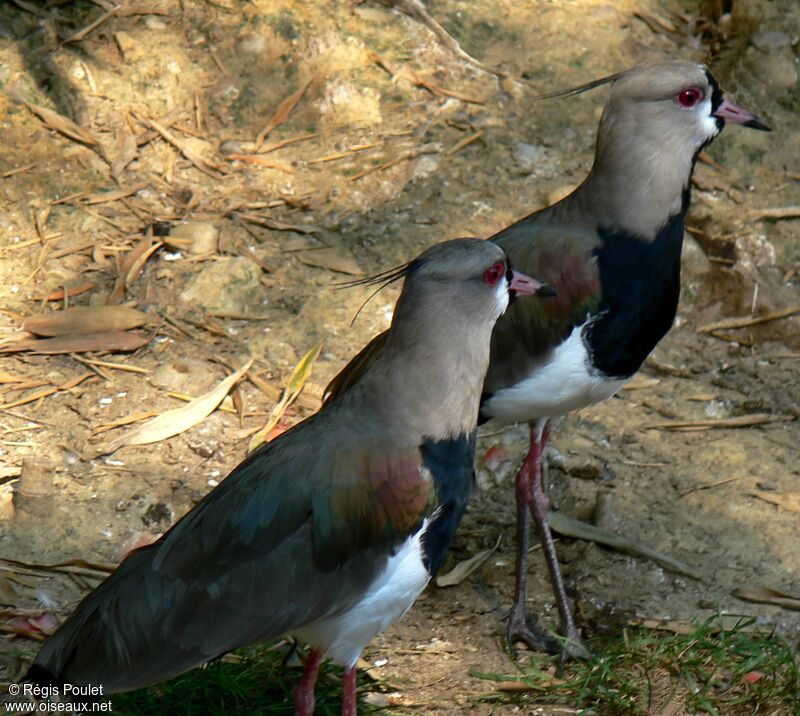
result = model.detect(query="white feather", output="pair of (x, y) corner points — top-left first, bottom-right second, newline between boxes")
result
(292, 521), (431, 668)
(483, 324), (626, 423)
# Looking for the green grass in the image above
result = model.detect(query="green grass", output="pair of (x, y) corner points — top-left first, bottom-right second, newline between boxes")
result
(111, 643), (385, 716)
(473, 616), (799, 715)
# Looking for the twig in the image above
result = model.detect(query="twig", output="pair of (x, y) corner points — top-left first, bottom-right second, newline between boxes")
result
(643, 413), (794, 432)
(748, 206), (800, 221)
(679, 476), (738, 498)
(61, 4), (120, 44)
(0, 373), (94, 411)
(446, 130), (483, 155)
(308, 143), (381, 165)
(391, 0), (508, 79)
(350, 144), (440, 182)
(71, 355), (149, 374)
(371, 52), (485, 104)
(224, 154), (294, 173)
(696, 305), (800, 333)
(2, 162), (37, 178)
(258, 133), (318, 154)
(134, 114), (226, 178)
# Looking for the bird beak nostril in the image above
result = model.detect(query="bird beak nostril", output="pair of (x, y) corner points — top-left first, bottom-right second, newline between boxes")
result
(508, 271), (555, 298)
(713, 98), (771, 132)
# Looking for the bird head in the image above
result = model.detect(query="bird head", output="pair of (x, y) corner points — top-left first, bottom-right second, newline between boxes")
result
(599, 60), (769, 160)
(542, 61), (771, 236)
(397, 238), (551, 324)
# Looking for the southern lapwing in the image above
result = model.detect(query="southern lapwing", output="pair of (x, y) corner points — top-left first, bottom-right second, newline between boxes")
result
(25, 238), (549, 715)
(326, 61), (770, 660)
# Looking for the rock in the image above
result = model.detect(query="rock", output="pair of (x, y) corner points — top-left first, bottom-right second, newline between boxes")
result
(151, 357), (222, 394)
(218, 140), (242, 156)
(413, 154), (440, 180)
(0, 484), (14, 520)
(236, 33), (268, 56)
(144, 16), (167, 31)
(114, 32), (148, 63)
(13, 458), (54, 519)
(318, 78), (382, 127)
(735, 233), (777, 270)
(746, 47), (798, 89)
(513, 142), (545, 173)
(750, 30), (792, 52)
(169, 221), (219, 255)
(179, 257), (262, 314)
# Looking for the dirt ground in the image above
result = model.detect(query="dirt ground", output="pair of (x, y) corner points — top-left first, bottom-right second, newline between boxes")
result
(0, 0), (798, 713)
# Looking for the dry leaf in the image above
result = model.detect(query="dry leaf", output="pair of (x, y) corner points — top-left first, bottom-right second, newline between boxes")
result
(751, 490), (800, 513)
(255, 76), (314, 149)
(0, 556), (114, 576)
(102, 359), (254, 453)
(248, 342), (322, 452)
(83, 181), (148, 205)
(91, 410), (160, 436)
(1, 332), (149, 355)
(24, 102), (99, 146)
(548, 511), (701, 579)
(110, 126), (139, 181)
(296, 248), (363, 275)
(36, 283), (95, 302)
(436, 535), (501, 587)
(22, 305), (150, 337)
(622, 376), (660, 391)
(0, 370), (27, 384)
(732, 585), (800, 611)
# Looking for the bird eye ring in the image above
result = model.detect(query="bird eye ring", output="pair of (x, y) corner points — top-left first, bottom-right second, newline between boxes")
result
(677, 87), (703, 108)
(483, 262), (505, 286)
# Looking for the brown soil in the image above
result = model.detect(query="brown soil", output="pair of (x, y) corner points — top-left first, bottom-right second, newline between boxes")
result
(1, 1), (798, 713)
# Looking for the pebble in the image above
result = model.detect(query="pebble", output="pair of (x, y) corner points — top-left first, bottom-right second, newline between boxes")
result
(218, 139), (242, 156)
(750, 30), (792, 52)
(180, 257), (262, 313)
(144, 16), (167, 31)
(512, 142), (545, 172)
(236, 33), (267, 56)
(170, 221), (219, 255)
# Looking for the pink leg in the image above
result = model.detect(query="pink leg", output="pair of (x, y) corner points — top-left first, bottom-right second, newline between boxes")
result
(505, 430), (557, 656)
(294, 648), (323, 716)
(341, 665), (357, 716)
(526, 421), (589, 661)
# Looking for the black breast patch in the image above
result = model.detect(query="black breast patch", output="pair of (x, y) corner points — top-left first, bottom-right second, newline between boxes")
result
(419, 432), (476, 576)
(584, 210), (684, 379)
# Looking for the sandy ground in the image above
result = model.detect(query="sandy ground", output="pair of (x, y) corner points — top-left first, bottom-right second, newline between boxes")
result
(0, 0), (798, 713)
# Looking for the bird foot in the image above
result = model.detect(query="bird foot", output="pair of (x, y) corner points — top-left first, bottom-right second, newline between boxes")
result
(504, 605), (559, 659)
(556, 628), (593, 667)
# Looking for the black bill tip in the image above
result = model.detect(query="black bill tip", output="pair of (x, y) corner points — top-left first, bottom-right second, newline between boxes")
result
(535, 284), (557, 298)
(744, 116), (771, 132)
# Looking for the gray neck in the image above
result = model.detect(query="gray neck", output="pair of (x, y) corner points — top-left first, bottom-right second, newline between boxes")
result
(347, 293), (496, 440)
(551, 122), (697, 239)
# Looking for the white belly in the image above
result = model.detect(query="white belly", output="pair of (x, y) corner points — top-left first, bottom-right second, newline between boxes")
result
(292, 522), (431, 668)
(483, 325), (626, 423)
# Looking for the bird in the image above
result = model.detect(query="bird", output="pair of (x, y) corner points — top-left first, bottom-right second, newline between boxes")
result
(326, 60), (770, 660)
(25, 238), (550, 716)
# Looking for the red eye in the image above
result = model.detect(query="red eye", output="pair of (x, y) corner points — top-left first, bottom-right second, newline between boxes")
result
(483, 262), (505, 286)
(677, 87), (703, 108)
